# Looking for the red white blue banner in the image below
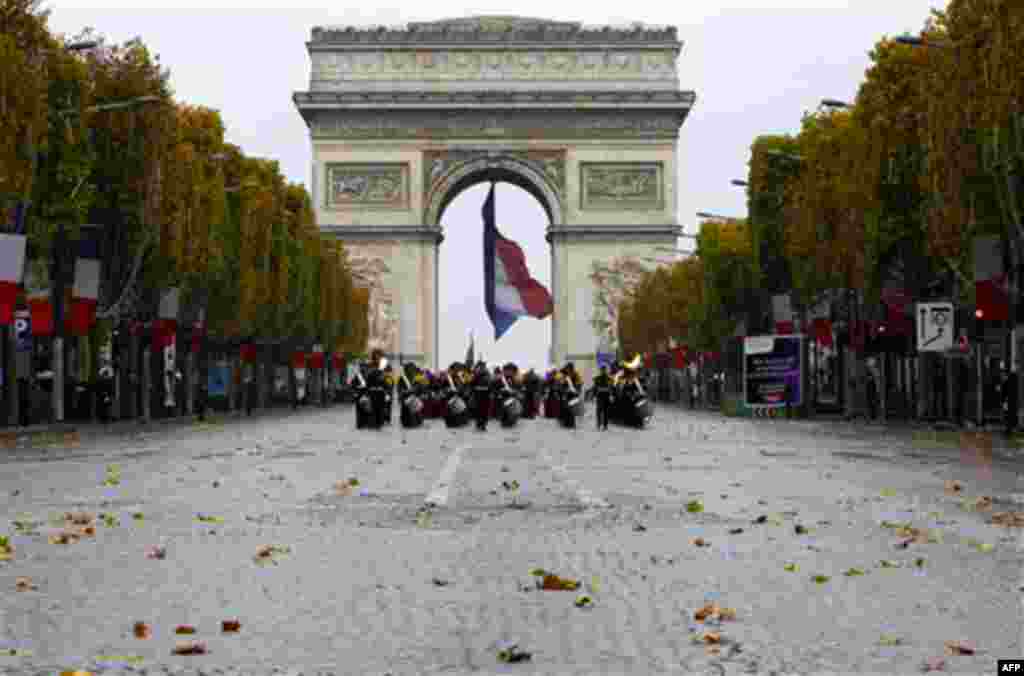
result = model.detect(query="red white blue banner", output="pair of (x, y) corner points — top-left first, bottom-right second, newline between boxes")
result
(482, 184), (552, 340)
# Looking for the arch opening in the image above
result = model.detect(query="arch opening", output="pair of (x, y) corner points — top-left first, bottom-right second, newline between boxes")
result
(438, 180), (552, 371)
(426, 155), (564, 229)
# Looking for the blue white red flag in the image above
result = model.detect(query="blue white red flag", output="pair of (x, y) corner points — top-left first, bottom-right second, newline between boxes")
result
(482, 184), (553, 340)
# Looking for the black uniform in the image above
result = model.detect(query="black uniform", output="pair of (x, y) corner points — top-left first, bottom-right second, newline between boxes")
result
(593, 371), (613, 430)
(471, 367), (492, 430)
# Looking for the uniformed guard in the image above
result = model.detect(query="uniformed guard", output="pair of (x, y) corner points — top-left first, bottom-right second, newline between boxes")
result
(471, 361), (493, 431)
(592, 364), (613, 431)
(351, 360), (372, 429)
(398, 363), (425, 428)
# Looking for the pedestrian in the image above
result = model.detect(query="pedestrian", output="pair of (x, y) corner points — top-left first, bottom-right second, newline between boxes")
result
(472, 362), (491, 431)
(866, 373), (877, 421)
(1004, 369), (1018, 437)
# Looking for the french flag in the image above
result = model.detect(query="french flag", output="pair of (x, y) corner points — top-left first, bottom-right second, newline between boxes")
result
(482, 184), (552, 340)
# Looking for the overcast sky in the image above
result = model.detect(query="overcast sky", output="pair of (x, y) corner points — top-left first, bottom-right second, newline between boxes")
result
(47, 1), (946, 370)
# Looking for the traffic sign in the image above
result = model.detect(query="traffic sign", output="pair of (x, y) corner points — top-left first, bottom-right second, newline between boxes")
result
(916, 302), (954, 352)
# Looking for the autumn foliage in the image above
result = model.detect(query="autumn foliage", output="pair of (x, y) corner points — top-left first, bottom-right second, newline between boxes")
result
(619, 0), (1024, 358)
(0, 0), (369, 357)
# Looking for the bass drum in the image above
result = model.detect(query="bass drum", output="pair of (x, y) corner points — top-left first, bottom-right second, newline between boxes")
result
(444, 395), (470, 428)
(401, 394), (424, 428)
(404, 395), (424, 415)
(500, 396), (522, 427)
(631, 397), (653, 427)
(358, 394), (373, 413)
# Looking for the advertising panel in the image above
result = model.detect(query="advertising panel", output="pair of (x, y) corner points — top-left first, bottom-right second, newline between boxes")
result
(744, 335), (803, 407)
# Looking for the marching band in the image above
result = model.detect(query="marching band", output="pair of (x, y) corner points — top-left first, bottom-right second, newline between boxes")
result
(348, 349), (653, 431)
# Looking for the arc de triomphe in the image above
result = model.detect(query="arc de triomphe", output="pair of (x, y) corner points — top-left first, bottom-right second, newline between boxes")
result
(293, 16), (695, 375)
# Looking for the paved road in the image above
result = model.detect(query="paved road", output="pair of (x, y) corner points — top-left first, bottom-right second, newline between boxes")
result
(0, 405), (1020, 675)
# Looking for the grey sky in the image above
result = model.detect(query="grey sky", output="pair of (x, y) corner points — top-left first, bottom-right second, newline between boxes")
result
(48, 1), (947, 369)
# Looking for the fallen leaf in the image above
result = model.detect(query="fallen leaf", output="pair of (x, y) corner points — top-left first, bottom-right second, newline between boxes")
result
(843, 567), (866, 577)
(133, 622), (151, 639)
(922, 656), (946, 672)
(195, 514), (223, 523)
(221, 619), (241, 633)
(334, 482), (354, 496)
(974, 496), (993, 511)
(914, 557), (926, 568)
(811, 574), (830, 584)
(541, 574), (579, 591)
(145, 546), (166, 560)
(944, 640), (975, 656)
(253, 544), (291, 564)
(881, 488), (897, 497)
(754, 515), (768, 524)
(690, 537), (710, 547)
(48, 532), (78, 545)
(100, 513), (118, 528)
(171, 640), (207, 656)
(879, 559), (903, 568)
(700, 631), (721, 644)
(432, 577), (449, 587)
(632, 523), (647, 532)
(79, 525), (96, 537)
(794, 524), (810, 535)
(529, 568), (547, 577)
(728, 528), (744, 535)
(783, 562), (799, 572)
(574, 595), (593, 608)
(174, 625), (196, 635)
(717, 607), (737, 621)
(132, 513), (144, 521)
(944, 480), (962, 493)
(497, 643), (531, 663)
(990, 511), (1024, 527)
(66, 512), (94, 525)
(975, 542), (994, 553)
(15, 576), (36, 591)
(348, 477), (360, 487)
(0, 536), (14, 559)
(879, 634), (903, 646)
(694, 603), (718, 622)
(60, 671), (93, 676)
(686, 500), (704, 513)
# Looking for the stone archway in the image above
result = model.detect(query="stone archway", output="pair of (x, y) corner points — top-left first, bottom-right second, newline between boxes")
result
(424, 152), (564, 228)
(294, 16), (696, 375)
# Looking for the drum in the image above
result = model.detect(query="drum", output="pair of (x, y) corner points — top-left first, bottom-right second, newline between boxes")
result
(404, 395), (424, 415)
(633, 397), (652, 424)
(448, 396), (467, 416)
(358, 395), (372, 413)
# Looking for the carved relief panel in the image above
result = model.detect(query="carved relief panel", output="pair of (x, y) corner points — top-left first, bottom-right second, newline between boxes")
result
(580, 162), (664, 211)
(310, 48), (678, 83)
(344, 244), (397, 352)
(324, 163), (409, 210)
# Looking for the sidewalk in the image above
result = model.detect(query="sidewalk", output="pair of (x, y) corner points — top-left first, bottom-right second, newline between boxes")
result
(0, 402), (345, 444)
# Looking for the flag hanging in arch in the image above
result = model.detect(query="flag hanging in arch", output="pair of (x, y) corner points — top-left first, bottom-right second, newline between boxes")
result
(482, 184), (553, 341)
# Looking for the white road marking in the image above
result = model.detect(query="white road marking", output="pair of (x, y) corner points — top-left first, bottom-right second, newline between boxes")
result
(424, 444), (467, 508)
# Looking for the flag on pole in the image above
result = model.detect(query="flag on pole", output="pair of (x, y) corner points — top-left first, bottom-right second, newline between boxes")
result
(0, 231), (26, 326)
(70, 233), (101, 336)
(482, 183), (553, 341)
(25, 261), (52, 336)
(974, 235), (1009, 321)
(465, 330), (475, 365)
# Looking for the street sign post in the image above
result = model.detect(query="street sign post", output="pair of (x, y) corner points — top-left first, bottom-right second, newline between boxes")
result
(916, 302), (954, 352)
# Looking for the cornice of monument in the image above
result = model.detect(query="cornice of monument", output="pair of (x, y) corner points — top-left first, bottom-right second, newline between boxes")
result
(293, 89), (696, 112)
(308, 16), (681, 49)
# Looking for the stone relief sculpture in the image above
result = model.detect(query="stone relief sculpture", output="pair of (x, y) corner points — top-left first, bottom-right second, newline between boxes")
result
(589, 257), (649, 353)
(346, 248), (397, 352)
(581, 163), (662, 209)
(327, 164), (406, 207)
